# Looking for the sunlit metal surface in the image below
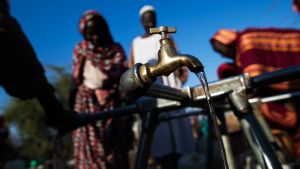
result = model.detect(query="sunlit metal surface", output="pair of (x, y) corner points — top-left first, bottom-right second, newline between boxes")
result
(183, 73), (251, 101)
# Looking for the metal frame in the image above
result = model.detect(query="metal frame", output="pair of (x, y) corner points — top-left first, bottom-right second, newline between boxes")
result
(133, 66), (300, 169)
(62, 65), (300, 169)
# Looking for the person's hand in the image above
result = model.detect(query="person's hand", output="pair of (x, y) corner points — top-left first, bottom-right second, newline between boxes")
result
(175, 67), (189, 85)
(95, 89), (114, 105)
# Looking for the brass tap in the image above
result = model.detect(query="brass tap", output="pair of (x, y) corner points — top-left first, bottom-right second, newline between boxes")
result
(120, 26), (204, 95)
(140, 26), (203, 84)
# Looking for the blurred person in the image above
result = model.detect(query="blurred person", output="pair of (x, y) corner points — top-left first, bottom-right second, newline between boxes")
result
(210, 28), (300, 158)
(71, 10), (130, 169)
(128, 5), (195, 169)
(293, 0), (300, 13)
(0, 0), (85, 134)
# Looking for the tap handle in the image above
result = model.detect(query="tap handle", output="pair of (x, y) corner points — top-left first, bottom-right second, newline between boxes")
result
(150, 26), (176, 38)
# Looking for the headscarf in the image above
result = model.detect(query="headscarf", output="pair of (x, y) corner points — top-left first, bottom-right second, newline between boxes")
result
(210, 29), (238, 46)
(78, 10), (114, 44)
(210, 29), (238, 59)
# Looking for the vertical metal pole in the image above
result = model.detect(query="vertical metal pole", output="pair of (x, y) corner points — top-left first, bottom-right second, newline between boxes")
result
(218, 111), (236, 169)
(134, 111), (159, 169)
(241, 114), (283, 169)
(222, 135), (236, 169)
(251, 102), (288, 163)
(206, 118), (214, 169)
(228, 91), (283, 169)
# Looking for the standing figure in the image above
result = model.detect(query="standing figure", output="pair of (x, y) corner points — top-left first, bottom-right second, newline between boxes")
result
(72, 10), (129, 169)
(128, 5), (195, 169)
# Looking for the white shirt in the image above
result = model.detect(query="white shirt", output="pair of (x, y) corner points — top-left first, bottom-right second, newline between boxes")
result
(83, 60), (108, 89)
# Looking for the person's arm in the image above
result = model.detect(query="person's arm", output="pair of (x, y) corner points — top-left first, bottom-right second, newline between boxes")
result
(168, 35), (178, 52)
(0, 8), (87, 134)
(0, 0), (9, 16)
(128, 45), (135, 68)
(72, 44), (85, 87)
(68, 44), (84, 110)
(175, 66), (189, 85)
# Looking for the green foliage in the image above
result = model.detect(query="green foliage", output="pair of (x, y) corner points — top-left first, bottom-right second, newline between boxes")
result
(48, 65), (72, 109)
(3, 65), (73, 161)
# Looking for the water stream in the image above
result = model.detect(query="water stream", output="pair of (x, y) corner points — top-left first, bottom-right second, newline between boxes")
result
(196, 71), (229, 169)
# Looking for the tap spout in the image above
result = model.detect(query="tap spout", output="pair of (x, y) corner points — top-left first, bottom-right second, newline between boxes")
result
(148, 54), (204, 78)
(120, 54), (203, 96)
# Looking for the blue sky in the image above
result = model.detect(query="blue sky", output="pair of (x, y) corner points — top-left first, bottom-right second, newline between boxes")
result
(0, 0), (299, 111)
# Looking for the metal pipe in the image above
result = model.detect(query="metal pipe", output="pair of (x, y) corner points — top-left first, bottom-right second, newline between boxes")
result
(158, 108), (207, 122)
(251, 65), (300, 88)
(146, 83), (189, 101)
(134, 111), (159, 169)
(241, 115), (283, 169)
(57, 104), (138, 137)
(249, 91), (300, 104)
(228, 91), (283, 169)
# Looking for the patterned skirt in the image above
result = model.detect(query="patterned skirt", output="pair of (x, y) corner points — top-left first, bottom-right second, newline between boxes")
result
(72, 84), (128, 169)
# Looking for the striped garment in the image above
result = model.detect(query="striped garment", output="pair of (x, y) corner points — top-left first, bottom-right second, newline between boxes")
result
(210, 29), (239, 59)
(236, 28), (300, 90)
(213, 28), (300, 157)
(235, 28), (300, 132)
(214, 28), (300, 128)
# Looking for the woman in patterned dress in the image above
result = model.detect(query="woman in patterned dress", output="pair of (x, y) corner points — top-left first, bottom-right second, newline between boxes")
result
(72, 10), (129, 169)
